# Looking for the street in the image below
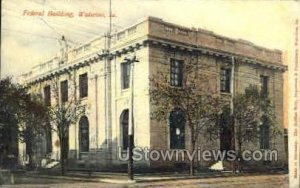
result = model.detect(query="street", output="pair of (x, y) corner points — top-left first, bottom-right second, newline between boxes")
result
(1, 174), (288, 188)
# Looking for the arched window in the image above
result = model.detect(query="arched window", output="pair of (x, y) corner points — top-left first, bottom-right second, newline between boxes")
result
(260, 116), (270, 149)
(79, 116), (89, 152)
(169, 108), (185, 149)
(120, 109), (129, 150)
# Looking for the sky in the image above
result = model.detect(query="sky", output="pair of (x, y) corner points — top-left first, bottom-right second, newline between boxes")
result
(1, 0), (300, 79)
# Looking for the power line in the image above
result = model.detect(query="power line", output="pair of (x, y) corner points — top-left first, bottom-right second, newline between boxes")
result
(2, 28), (59, 40)
(39, 17), (63, 37)
(2, 12), (101, 41)
(42, 18), (103, 36)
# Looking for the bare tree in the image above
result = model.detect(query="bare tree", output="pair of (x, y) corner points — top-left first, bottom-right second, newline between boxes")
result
(232, 85), (281, 172)
(150, 59), (226, 175)
(47, 75), (85, 175)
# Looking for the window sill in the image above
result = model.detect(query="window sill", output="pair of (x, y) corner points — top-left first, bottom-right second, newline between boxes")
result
(79, 97), (88, 101)
(121, 88), (130, 95)
(260, 148), (271, 151)
(220, 92), (232, 96)
(168, 148), (186, 151)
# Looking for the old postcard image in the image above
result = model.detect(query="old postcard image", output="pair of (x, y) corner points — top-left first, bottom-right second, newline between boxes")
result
(0, 0), (299, 187)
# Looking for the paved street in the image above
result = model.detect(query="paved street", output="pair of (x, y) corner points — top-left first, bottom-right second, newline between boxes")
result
(1, 174), (288, 188)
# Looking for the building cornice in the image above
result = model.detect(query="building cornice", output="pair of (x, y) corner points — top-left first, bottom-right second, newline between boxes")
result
(24, 35), (287, 87)
(147, 36), (288, 72)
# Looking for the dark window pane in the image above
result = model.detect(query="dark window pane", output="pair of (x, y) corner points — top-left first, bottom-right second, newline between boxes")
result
(44, 85), (51, 106)
(220, 68), (231, 93)
(46, 122), (52, 153)
(170, 59), (184, 87)
(169, 108), (185, 149)
(260, 75), (268, 97)
(79, 73), (88, 98)
(121, 110), (129, 150)
(79, 116), (89, 152)
(60, 80), (68, 102)
(260, 116), (270, 149)
(122, 63), (130, 89)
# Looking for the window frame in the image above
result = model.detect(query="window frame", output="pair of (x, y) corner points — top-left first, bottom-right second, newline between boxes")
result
(121, 62), (131, 90)
(170, 58), (184, 87)
(79, 73), (88, 98)
(60, 80), (68, 103)
(44, 85), (51, 106)
(120, 110), (129, 150)
(260, 75), (269, 97)
(260, 116), (270, 150)
(260, 124), (270, 150)
(220, 67), (231, 93)
(79, 116), (89, 152)
(169, 108), (186, 149)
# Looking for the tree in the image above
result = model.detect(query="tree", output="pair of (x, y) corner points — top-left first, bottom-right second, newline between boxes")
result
(0, 77), (21, 168)
(47, 76), (85, 175)
(232, 85), (280, 172)
(0, 77), (48, 169)
(18, 94), (48, 169)
(150, 61), (225, 175)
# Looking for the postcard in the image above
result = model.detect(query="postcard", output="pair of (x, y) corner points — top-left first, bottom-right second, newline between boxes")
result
(0, 0), (299, 187)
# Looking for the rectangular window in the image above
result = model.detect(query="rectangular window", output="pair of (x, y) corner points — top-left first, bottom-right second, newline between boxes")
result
(121, 62), (131, 89)
(60, 80), (68, 103)
(260, 126), (270, 149)
(170, 59), (184, 87)
(79, 73), (88, 98)
(46, 123), (52, 153)
(220, 68), (231, 93)
(260, 75), (269, 97)
(44, 85), (51, 106)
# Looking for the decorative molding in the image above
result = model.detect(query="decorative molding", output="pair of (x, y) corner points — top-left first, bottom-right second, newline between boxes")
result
(25, 37), (287, 86)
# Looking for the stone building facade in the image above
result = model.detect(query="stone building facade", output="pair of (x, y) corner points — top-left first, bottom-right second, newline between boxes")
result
(19, 17), (287, 170)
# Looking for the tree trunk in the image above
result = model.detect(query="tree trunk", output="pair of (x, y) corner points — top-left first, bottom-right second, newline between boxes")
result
(60, 136), (68, 175)
(28, 151), (33, 170)
(190, 140), (196, 176)
(26, 132), (34, 170)
(59, 126), (69, 175)
(60, 151), (65, 175)
(237, 141), (242, 173)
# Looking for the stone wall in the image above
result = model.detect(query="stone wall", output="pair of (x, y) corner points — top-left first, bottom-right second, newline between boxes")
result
(148, 42), (286, 169)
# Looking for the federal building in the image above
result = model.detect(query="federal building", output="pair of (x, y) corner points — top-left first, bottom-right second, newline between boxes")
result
(19, 17), (287, 170)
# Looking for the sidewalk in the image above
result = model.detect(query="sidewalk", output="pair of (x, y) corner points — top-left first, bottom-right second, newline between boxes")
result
(23, 169), (287, 184)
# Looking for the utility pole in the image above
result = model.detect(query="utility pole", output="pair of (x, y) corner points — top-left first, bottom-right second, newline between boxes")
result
(104, 0), (113, 162)
(230, 56), (236, 173)
(0, 0), (2, 79)
(124, 56), (139, 180)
